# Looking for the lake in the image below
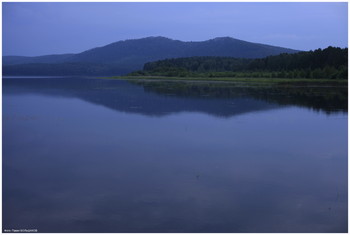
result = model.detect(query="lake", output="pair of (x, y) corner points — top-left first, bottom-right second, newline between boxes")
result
(2, 77), (348, 233)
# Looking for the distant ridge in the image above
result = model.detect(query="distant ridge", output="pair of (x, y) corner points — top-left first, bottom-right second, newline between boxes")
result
(3, 36), (300, 76)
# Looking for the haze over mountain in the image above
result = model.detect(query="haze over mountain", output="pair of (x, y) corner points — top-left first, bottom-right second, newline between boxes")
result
(3, 36), (300, 76)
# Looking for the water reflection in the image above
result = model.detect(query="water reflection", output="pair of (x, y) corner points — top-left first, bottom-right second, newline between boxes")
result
(3, 77), (348, 233)
(134, 79), (347, 114)
(3, 77), (347, 116)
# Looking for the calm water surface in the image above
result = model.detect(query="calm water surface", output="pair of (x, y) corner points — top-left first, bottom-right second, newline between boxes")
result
(3, 77), (348, 232)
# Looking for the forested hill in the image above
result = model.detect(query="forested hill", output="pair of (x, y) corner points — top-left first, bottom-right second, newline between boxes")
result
(3, 36), (299, 76)
(131, 46), (348, 79)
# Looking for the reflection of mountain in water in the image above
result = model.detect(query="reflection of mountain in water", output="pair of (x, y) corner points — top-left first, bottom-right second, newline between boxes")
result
(3, 77), (347, 117)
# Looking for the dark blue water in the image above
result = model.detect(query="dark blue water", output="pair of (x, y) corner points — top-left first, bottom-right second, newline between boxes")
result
(3, 77), (348, 232)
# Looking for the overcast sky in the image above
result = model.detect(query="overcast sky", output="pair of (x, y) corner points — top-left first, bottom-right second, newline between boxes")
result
(3, 2), (348, 56)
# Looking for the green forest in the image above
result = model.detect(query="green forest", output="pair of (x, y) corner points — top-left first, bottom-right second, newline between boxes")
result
(129, 46), (348, 79)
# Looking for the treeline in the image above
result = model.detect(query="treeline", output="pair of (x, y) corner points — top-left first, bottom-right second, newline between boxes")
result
(129, 46), (348, 79)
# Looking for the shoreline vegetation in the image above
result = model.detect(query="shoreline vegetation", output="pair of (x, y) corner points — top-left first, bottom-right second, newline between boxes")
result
(106, 75), (348, 85)
(104, 46), (348, 113)
(107, 46), (347, 84)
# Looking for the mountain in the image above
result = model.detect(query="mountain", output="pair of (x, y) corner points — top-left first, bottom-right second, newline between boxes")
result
(3, 36), (300, 76)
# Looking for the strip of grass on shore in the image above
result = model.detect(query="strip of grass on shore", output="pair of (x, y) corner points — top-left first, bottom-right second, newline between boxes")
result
(105, 75), (348, 85)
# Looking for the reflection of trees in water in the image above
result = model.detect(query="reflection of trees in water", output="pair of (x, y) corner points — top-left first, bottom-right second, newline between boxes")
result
(133, 80), (347, 114)
(3, 78), (347, 117)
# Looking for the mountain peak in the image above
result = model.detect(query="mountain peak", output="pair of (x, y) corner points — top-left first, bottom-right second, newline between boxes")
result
(127, 36), (174, 42)
(144, 36), (172, 40)
(209, 37), (248, 43)
(212, 36), (234, 41)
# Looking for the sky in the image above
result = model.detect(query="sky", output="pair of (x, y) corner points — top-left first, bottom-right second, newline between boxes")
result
(2, 2), (348, 56)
